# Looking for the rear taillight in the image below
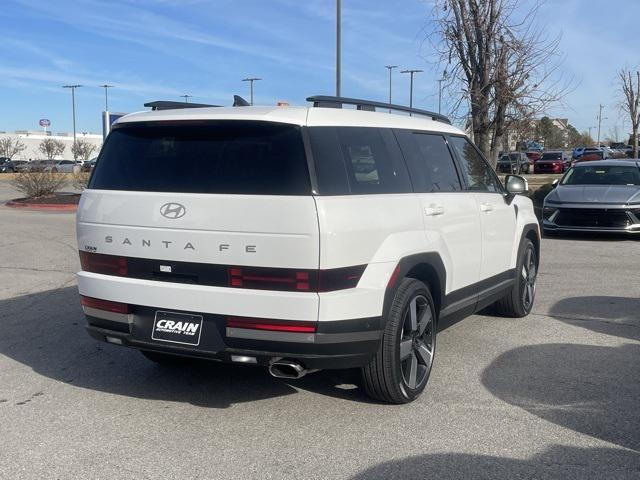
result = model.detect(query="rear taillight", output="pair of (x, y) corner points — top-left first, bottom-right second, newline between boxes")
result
(227, 317), (316, 333)
(227, 265), (366, 292)
(81, 295), (131, 314)
(318, 265), (367, 291)
(228, 267), (317, 291)
(79, 251), (128, 276)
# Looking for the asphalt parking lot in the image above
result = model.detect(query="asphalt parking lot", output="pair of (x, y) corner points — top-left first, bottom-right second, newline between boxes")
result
(0, 184), (639, 479)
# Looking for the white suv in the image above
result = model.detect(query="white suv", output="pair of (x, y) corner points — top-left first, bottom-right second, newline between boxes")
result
(76, 96), (539, 404)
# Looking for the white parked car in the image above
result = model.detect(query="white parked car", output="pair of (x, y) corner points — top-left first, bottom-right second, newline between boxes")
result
(76, 96), (540, 404)
(45, 160), (80, 173)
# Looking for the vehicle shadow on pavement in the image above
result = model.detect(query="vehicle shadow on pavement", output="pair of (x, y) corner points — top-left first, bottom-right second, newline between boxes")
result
(481, 341), (640, 451)
(0, 286), (369, 408)
(349, 446), (640, 479)
(549, 295), (640, 341)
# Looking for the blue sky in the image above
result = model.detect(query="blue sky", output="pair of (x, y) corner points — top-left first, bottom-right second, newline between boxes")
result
(1, 0), (639, 138)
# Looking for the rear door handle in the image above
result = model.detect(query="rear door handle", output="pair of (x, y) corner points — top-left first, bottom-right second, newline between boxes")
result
(424, 205), (445, 216)
(480, 203), (494, 212)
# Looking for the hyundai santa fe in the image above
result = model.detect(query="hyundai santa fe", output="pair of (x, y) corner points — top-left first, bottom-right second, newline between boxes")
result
(76, 96), (540, 404)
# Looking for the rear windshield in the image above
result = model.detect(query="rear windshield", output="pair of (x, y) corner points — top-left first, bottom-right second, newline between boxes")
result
(89, 121), (311, 195)
(561, 165), (640, 185)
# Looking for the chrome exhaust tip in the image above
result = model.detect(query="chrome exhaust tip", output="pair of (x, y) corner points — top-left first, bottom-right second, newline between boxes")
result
(268, 360), (308, 379)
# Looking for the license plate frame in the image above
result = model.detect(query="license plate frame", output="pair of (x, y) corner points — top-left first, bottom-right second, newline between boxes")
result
(151, 310), (203, 347)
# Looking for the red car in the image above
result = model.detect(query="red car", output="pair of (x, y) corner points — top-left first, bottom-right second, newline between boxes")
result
(534, 151), (569, 174)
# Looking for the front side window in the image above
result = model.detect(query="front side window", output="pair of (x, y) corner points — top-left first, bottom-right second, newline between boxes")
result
(448, 136), (501, 193)
(395, 131), (461, 192)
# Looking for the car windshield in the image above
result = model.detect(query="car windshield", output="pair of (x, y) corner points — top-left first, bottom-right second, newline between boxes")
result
(561, 165), (640, 185)
(542, 152), (562, 160)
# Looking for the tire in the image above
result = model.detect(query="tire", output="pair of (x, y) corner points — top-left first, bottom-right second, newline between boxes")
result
(361, 278), (437, 404)
(140, 350), (186, 365)
(494, 239), (538, 317)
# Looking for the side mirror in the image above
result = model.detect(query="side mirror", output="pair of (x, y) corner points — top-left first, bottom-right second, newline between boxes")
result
(505, 174), (528, 195)
(552, 178), (559, 188)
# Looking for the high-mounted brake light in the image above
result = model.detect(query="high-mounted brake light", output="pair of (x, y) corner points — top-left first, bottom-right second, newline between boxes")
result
(79, 251), (128, 276)
(81, 295), (131, 314)
(227, 317), (316, 333)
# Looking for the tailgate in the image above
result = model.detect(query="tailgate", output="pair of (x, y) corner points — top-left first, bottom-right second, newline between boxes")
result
(77, 190), (320, 269)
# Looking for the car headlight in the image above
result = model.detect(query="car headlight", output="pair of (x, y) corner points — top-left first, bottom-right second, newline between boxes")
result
(542, 206), (557, 220)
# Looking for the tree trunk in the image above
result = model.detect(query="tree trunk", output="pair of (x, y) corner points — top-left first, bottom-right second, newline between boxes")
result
(633, 128), (638, 159)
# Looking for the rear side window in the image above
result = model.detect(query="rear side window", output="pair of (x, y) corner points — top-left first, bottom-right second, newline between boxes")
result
(90, 121), (311, 195)
(448, 136), (501, 193)
(395, 131), (461, 192)
(308, 127), (412, 195)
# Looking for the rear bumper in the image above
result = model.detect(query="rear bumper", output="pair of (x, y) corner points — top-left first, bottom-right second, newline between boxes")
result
(84, 306), (382, 369)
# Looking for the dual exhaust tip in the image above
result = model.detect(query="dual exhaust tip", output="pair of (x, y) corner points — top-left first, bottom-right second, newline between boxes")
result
(269, 359), (311, 380)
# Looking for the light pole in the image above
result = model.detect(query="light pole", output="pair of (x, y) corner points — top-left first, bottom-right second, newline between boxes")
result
(437, 71), (447, 115)
(385, 65), (397, 112)
(336, 0), (341, 97)
(587, 126), (597, 144)
(180, 94), (192, 103)
(242, 78), (261, 105)
(100, 84), (114, 111)
(400, 69), (423, 115)
(597, 104), (604, 146)
(62, 84), (82, 158)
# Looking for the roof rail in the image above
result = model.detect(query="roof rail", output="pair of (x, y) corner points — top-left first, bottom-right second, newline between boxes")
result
(306, 95), (451, 124)
(144, 101), (220, 111)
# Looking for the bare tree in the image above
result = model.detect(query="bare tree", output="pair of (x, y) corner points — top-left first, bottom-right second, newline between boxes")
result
(38, 138), (66, 160)
(429, 0), (571, 165)
(619, 69), (640, 158)
(0, 137), (27, 160)
(71, 139), (97, 161)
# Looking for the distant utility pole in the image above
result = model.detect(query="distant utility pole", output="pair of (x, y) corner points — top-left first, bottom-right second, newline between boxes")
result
(62, 84), (82, 156)
(100, 84), (114, 111)
(385, 65), (397, 112)
(336, 0), (341, 97)
(597, 104), (604, 146)
(437, 72), (447, 115)
(180, 94), (192, 103)
(242, 78), (261, 105)
(400, 69), (423, 114)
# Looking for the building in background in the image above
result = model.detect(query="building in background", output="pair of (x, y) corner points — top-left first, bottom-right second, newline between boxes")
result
(0, 131), (103, 160)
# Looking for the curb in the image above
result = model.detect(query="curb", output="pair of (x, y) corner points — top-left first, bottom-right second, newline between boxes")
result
(5, 200), (78, 212)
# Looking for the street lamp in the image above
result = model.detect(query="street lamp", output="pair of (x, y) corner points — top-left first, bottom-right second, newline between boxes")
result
(400, 69), (423, 114)
(180, 94), (192, 103)
(242, 78), (262, 105)
(385, 65), (397, 112)
(99, 84), (114, 111)
(62, 84), (82, 158)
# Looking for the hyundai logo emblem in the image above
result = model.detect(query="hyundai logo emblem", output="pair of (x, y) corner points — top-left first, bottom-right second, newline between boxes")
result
(159, 202), (186, 219)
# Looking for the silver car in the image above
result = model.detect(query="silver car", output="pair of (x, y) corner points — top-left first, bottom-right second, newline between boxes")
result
(543, 160), (640, 235)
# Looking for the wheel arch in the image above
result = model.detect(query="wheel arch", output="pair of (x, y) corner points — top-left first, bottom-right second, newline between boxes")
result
(521, 223), (540, 267)
(382, 253), (446, 325)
